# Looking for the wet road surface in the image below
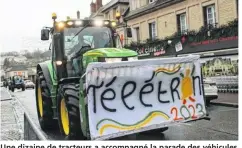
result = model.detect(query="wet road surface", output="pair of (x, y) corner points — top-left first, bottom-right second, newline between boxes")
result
(10, 88), (238, 140)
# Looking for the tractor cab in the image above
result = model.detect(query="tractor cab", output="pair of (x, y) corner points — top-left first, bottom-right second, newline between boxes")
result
(41, 13), (137, 81)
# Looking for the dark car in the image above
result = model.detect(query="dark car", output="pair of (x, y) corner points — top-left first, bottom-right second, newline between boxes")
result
(9, 76), (25, 92)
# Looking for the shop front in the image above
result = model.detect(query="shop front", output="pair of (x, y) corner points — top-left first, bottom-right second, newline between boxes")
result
(126, 32), (238, 93)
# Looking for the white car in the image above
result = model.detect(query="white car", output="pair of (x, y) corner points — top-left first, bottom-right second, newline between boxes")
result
(203, 78), (218, 104)
(25, 80), (35, 89)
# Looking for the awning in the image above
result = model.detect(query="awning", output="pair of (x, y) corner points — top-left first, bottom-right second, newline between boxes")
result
(177, 48), (238, 58)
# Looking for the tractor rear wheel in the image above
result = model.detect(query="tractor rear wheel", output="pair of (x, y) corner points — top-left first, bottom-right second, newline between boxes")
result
(57, 84), (85, 140)
(36, 71), (57, 130)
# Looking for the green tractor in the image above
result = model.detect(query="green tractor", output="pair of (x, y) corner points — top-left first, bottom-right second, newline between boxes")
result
(36, 13), (138, 140)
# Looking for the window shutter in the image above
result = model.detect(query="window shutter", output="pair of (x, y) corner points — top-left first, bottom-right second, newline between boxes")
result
(177, 14), (181, 33)
(203, 7), (208, 26)
(131, 28), (137, 42)
(149, 23), (152, 39)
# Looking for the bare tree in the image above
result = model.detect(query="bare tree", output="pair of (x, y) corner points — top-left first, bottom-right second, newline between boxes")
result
(1, 51), (19, 56)
(3, 58), (10, 69)
(22, 50), (33, 59)
(32, 49), (43, 59)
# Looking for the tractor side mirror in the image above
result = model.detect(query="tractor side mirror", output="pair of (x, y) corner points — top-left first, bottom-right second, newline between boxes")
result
(41, 29), (50, 40)
(53, 34), (64, 61)
(126, 28), (132, 38)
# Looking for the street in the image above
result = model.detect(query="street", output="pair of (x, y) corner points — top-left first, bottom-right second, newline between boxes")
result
(7, 88), (238, 140)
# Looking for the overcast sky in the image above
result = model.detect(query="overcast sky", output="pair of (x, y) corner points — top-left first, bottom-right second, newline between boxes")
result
(0, 0), (110, 53)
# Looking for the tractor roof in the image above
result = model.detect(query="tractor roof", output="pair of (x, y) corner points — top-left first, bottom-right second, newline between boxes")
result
(54, 19), (117, 29)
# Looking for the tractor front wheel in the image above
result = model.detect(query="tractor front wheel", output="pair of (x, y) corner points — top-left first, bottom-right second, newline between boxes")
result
(57, 84), (84, 140)
(22, 85), (25, 91)
(11, 87), (14, 92)
(36, 71), (57, 131)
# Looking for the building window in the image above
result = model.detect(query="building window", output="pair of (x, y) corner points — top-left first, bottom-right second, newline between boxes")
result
(113, 7), (117, 19)
(203, 4), (216, 27)
(134, 27), (140, 42)
(121, 8), (125, 14)
(105, 12), (109, 19)
(149, 22), (156, 40)
(177, 13), (187, 34)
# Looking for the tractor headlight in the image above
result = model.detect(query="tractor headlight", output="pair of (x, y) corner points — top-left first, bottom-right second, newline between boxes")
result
(128, 57), (138, 61)
(104, 21), (109, 25)
(105, 58), (122, 63)
(111, 21), (117, 27)
(94, 20), (103, 26)
(57, 22), (65, 29)
(75, 20), (83, 26)
(56, 61), (62, 65)
(67, 21), (74, 26)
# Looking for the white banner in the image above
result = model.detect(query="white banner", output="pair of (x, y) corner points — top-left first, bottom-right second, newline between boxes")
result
(86, 55), (206, 140)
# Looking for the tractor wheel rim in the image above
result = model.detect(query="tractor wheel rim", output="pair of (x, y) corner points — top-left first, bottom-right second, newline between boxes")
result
(38, 87), (43, 117)
(61, 99), (69, 135)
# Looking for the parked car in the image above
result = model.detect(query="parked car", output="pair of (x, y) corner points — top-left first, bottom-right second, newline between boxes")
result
(25, 80), (35, 89)
(203, 78), (218, 104)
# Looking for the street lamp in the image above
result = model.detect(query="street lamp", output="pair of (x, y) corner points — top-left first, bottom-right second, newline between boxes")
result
(115, 12), (121, 20)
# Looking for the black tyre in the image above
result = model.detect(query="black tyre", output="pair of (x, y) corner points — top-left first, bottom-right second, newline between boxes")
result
(57, 83), (85, 140)
(11, 87), (14, 92)
(22, 86), (25, 91)
(36, 71), (57, 130)
(206, 100), (210, 105)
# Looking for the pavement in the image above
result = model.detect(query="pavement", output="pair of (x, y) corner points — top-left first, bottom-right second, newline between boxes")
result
(10, 88), (238, 140)
(0, 87), (23, 140)
(211, 93), (238, 107)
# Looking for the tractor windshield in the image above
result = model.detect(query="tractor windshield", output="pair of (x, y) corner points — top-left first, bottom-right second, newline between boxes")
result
(64, 27), (122, 56)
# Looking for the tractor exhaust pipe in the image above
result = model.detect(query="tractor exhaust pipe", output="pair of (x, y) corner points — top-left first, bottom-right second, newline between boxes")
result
(77, 11), (80, 19)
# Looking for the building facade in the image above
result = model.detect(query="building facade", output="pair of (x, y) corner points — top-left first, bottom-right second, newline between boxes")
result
(89, 0), (104, 19)
(5, 65), (28, 78)
(101, 0), (129, 20)
(122, 0), (238, 91)
(89, 0), (129, 20)
(125, 0), (238, 42)
(123, 0), (238, 61)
